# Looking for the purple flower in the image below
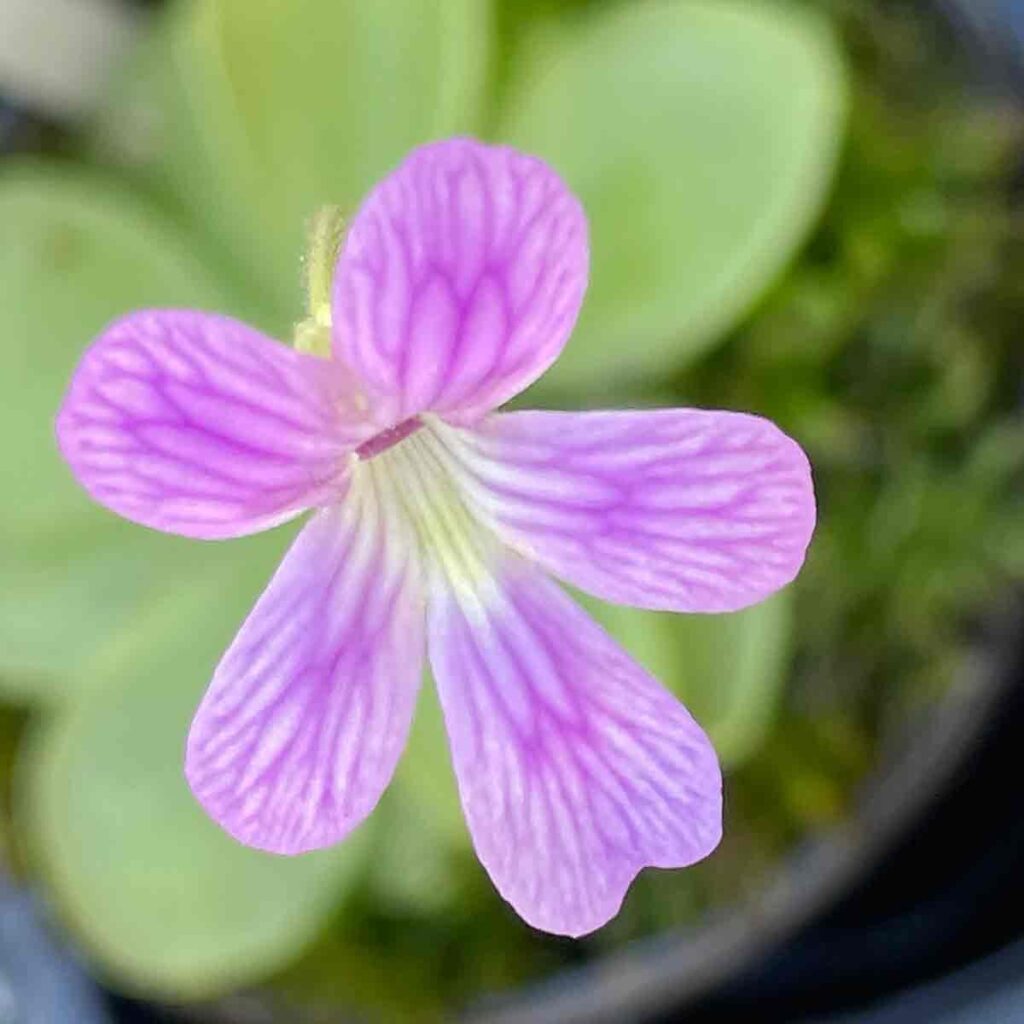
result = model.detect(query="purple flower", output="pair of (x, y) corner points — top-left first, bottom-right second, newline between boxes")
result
(55, 138), (815, 937)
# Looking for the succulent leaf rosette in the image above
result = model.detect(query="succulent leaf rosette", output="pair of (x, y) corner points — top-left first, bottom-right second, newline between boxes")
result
(0, 0), (843, 1002)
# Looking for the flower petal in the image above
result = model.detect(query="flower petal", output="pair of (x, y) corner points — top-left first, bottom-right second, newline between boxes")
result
(427, 557), (721, 937)
(332, 138), (588, 426)
(56, 310), (369, 539)
(185, 489), (425, 855)
(438, 409), (815, 613)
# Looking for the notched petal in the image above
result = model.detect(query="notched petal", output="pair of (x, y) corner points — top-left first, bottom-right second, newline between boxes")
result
(427, 557), (722, 937)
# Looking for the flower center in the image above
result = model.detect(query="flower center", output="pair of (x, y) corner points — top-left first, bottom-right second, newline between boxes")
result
(290, 208), (496, 602)
(354, 418), (496, 602)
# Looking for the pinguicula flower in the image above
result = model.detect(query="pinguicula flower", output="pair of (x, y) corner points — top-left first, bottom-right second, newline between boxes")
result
(56, 139), (815, 937)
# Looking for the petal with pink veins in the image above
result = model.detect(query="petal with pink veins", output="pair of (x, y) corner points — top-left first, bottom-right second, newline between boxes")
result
(332, 138), (589, 426)
(185, 487), (424, 855)
(427, 556), (721, 937)
(436, 409), (816, 613)
(56, 310), (370, 539)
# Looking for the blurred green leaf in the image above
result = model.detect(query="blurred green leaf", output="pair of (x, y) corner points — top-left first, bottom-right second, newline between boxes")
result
(20, 535), (371, 999)
(88, 14), (274, 328)
(369, 774), (463, 917)
(0, 164), (242, 543)
(391, 676), (466, 844)
(500, 0), (846, 397)
(376, 671), (475, 921)
(375, 676), (470, 915)
(126, 0), (494, 328)
(0, 530), (194, 700)
(582, 590), (793, 767)
(0, 165), (252, 698)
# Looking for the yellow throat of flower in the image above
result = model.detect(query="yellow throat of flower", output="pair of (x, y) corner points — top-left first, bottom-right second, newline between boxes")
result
(355, 419), (498, 609)
(292, 208), (497, 607)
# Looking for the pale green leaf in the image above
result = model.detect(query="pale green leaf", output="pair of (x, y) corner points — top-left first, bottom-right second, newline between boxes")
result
(370, 676), (472, 912)
(0, 165), (254, 699)
(0, 164), (243, 543)
(369, 772), (463, 917)
(19, 535), (371, 999)
(393, 676), (465, 844)
(130, 0), (494, 328)
(0, 529), (195, 699)
(500, 0), (846, 397)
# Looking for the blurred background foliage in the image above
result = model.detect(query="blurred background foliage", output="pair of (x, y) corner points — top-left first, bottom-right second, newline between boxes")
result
(0, 0), (1022, 1019)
